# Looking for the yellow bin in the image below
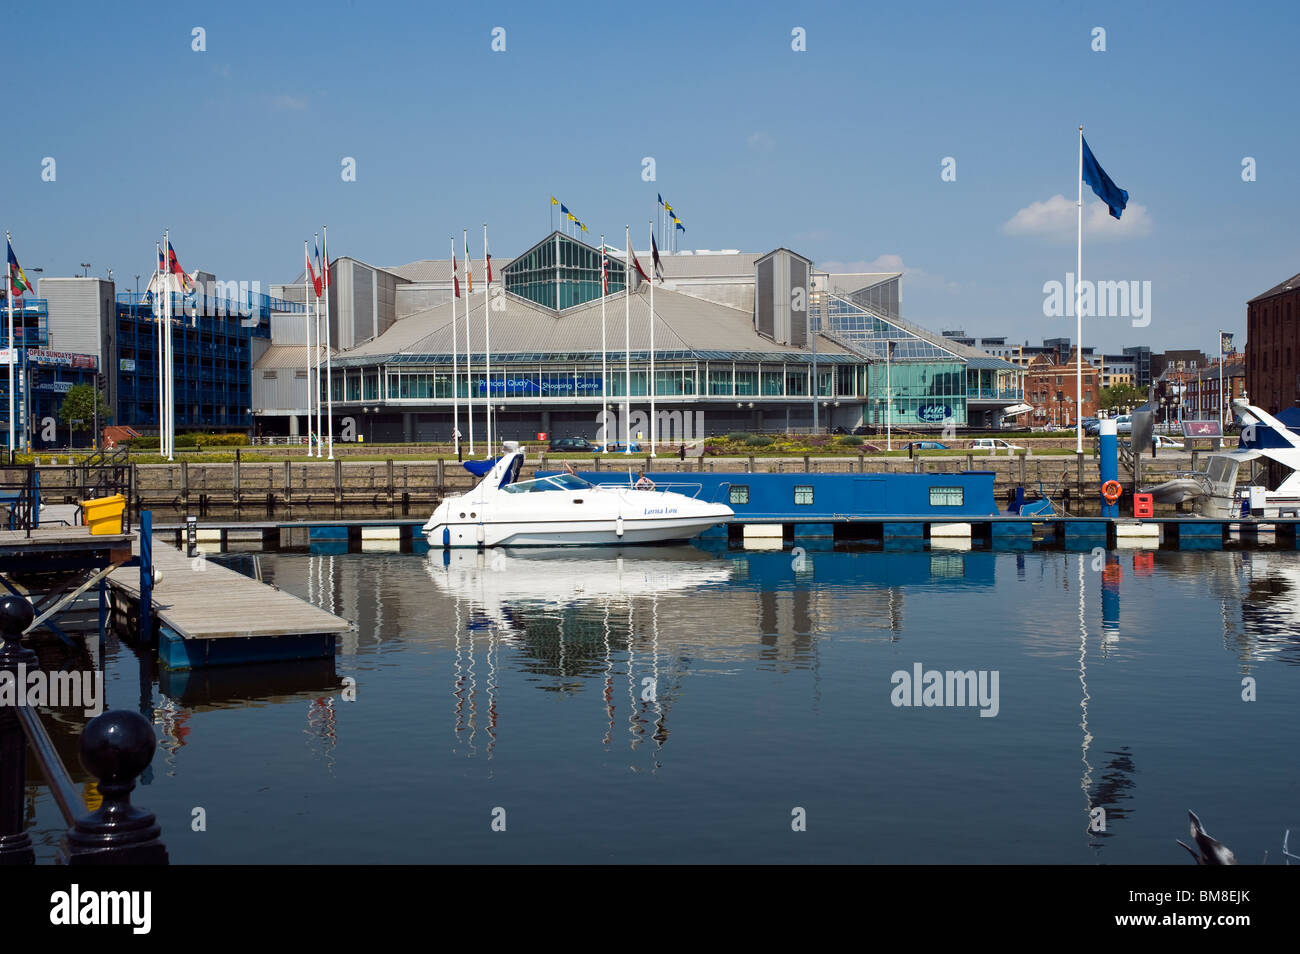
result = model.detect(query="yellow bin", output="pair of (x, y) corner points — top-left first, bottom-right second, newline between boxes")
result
(81, 494), (126, 535)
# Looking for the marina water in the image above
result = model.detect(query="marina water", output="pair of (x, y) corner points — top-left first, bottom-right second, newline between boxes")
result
(21, 544), (1300, 864)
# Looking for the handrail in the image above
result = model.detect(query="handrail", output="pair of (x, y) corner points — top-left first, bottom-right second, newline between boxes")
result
(0, 593), (167, 865)
(14, 706), (85, 826)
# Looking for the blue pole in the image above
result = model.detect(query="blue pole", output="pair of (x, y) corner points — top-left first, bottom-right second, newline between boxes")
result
(1098, 419), (1119, 518)
(139, 509), (154, 642)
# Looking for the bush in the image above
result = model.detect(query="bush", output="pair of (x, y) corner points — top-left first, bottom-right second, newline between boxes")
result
(744, 435), (774, 447)
(839, 435), (864, 446)
(196, 433), (250, 448)
(726, 431), (754, 443)
(127, 436), (160, 450)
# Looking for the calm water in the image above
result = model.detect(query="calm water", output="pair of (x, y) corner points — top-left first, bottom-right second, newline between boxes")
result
(23, 543), (1300, 864)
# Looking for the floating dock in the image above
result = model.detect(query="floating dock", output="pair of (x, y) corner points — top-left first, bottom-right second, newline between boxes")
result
(107, 537), (352, 670)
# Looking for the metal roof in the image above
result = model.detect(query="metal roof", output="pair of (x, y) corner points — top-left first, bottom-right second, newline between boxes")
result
(331, 284), (857, 367)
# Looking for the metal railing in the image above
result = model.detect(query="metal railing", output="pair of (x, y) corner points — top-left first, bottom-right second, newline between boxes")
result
(0, 595), (167, 864)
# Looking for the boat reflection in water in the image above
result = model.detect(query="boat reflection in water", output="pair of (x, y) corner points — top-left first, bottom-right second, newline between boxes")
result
(426, 546), (735, 763)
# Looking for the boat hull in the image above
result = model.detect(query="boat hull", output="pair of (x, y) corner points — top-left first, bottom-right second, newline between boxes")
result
(425, 512), (731, 548)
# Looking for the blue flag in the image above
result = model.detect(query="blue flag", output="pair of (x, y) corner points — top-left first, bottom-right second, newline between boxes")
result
(1081, 135), (1128, 220)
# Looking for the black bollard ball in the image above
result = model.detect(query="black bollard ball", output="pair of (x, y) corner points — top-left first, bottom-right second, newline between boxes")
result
(80, 711), (157, 787)
(0, 594), (34, 638)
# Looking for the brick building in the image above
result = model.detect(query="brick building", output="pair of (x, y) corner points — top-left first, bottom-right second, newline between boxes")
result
(1023, 349), (1099, 428)
(1246, 269), (1300, 412)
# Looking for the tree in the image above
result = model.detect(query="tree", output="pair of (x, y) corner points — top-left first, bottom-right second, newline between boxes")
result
(57, 384), (111, 432)
(1097, 383), (1146, 413)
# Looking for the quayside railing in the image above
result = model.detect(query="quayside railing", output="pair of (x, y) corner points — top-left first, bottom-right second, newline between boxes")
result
(0, 594), (167, 865)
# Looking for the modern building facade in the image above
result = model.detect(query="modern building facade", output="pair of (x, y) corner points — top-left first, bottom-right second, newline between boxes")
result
(254, 231), (1025, 439)
(1246, 268), (1299, 411)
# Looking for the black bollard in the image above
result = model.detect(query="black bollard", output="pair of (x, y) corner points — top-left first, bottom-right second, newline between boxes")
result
(0, 595), (38, 865)
(59, 710), (168, 865)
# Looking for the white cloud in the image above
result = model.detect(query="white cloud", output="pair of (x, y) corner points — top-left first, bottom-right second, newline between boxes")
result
(1001, 194), (1152, 241)
(821, 254), (921, 277)
(272, 93), (309, 111)
(819, 255), (960, 294)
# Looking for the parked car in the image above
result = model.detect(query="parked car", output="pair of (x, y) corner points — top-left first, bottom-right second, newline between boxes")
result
(1114, 414), (1133, 434)
(970, 438), (1023, 452)
(596, 441), (642, 454)
(902, 441), (950, 451)
(548, 436), (596, 453)
(1151, 434), (1184, 450)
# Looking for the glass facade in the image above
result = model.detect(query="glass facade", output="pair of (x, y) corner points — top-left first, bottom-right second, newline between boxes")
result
(338, 356), (870, 408)
(504, 233), (626, 311)
(867, 361), (967, 427)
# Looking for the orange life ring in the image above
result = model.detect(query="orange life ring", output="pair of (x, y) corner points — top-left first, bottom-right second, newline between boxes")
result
(1101, 480), (1123, 504)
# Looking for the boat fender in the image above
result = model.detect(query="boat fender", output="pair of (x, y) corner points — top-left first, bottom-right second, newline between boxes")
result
(616, 514), (624, 538)
(1101, 480), (1123, 505)
(476, 522), (485, 547)
(442, 526), (451, 549)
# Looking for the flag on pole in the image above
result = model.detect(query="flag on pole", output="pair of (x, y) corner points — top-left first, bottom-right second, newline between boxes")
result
(6, 240), (33, 298)
(321, 231), (330, 289)
(452, 246), (460, 299)
(464, 233), (473, 293)
(1081, 136), (1129, 220)
(167, 241), (191, 290)
(601, 246), (609, 295)
(657, 194), (664, 208)
(663, 200), (674, 214)
(628, 244), (650, 286)
(307, 236), (322, 296)
(485, 234), (493, 284)
(651, 232), (664, 282)
(674, 217), (685, 232)
(1221, 332), (1234, 354)
(551, 196), (559, 206)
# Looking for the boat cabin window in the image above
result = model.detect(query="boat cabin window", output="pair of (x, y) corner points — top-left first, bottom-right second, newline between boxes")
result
(794, 485), (814, 506)
(502, 474), (594, 494)
(1206, 456), (1238, 487)
(930, 486), (965, 507)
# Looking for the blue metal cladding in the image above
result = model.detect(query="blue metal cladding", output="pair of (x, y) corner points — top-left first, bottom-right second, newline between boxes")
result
(539, 471), (1001, 520)
(113, 295), (275, 431)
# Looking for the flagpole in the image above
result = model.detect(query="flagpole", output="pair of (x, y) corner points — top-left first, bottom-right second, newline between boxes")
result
(649, 220), (656, 458)
(5, 231), (13, 457)
(601, 234), (607, 435)
(155, 243), (165, 458)
(624, 225), (631, 455)
(309, 243), (319, 460)
(451, 237), (460, 457)
(165, 228), (173, 462)
(324, 226), (333, 460)
(1218, 330), (1225, 428)
(483, 223), (492, 454)
(1076, 125), (1084, 455)
(304, 241), (313, 452)
(464, 229), (474, 456)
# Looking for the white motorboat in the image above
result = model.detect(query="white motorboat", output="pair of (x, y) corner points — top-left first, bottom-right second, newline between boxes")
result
(423, 442), (734, 547)
(1151, 401), (1300, 519)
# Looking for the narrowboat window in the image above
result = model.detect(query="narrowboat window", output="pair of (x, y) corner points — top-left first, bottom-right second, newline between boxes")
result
(730, 485), (750, 505)
(930, 486), (964, 507)
(794, 485), (814, 506)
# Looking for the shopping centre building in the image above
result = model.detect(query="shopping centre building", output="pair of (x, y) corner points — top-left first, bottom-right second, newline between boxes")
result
(244, 229), (1025, 442)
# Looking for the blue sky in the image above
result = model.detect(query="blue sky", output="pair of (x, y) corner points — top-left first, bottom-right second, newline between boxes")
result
(3, 0), (1297, 355)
